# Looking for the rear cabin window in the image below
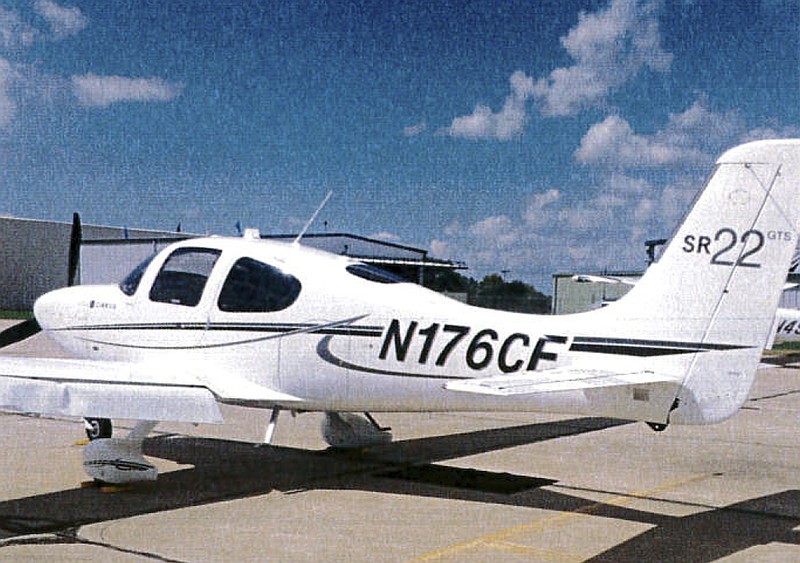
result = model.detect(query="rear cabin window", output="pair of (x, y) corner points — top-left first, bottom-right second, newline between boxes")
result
(218, 257), (301, 313)
(346, 263), (406, 284)
(149, 248), (221, 307)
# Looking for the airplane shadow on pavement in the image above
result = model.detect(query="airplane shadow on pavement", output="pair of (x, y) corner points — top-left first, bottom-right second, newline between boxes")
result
(0, 416), (797, 561)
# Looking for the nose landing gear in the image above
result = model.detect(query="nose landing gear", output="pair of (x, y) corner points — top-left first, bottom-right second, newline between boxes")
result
(81, 420), (159, 484)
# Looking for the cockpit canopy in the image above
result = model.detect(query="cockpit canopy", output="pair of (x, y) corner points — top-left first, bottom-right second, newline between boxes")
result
(118, 247), (302, 313)
(117, 241), (411, 315)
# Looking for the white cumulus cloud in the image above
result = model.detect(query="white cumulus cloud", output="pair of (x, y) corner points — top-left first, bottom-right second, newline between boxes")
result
(443, 71), (534, 141)
(0, 58), (17, 127)
(575, 114), (706, 167)
(0, 5), (183, 130)
(573, 98), (774, 169)
(442, 0), (672, 141)
(429, 239), (451, 259)
(469, 214), (517, 246)
(534, 0), (671, 117)
(403, 121), (426, 137)
(523, 188), (561, 229)
(370, 231), (401, 242)
(659, 99), (744, 150)
(0, 7), (38, 48)
(34, 0), (87, 39)
(72, 74), (184, 108)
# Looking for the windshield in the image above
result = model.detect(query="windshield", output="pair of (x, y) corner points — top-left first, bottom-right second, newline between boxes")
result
(119, 254), (156, 296)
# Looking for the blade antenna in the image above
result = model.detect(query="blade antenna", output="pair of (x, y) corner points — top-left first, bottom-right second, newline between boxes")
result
(293, 191), (332, 246)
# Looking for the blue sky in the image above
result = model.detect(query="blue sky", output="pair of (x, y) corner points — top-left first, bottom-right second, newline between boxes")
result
(1, 0), (798, 291)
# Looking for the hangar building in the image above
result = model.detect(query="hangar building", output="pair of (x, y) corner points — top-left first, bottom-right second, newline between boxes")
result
(0, 217), (178, 311)
(552, 270), (800, 314)
(550, 272), (640, 314)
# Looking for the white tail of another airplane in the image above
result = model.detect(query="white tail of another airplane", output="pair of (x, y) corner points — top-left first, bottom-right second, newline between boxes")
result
(594, 140), (800, 424)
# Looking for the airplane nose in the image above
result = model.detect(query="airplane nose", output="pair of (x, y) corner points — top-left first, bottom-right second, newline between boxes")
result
(33, 288), (76, 330)
(33, 290), (58, 330)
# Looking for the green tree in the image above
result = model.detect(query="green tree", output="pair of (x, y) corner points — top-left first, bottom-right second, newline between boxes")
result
(474, 274), (550, 313)
(425, 271), (551, 314)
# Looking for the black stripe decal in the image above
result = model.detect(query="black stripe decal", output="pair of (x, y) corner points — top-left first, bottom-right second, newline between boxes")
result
(571, 343), (694, 357)
(56, 322), (383, 337)
(570, 336), (750, 357)
(84, 459), (154, 472)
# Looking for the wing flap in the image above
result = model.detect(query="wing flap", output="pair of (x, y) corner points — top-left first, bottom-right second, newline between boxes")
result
(199, 373), (303, 404)
(444, 367), (677, 397)
(0, 356), (222, 423)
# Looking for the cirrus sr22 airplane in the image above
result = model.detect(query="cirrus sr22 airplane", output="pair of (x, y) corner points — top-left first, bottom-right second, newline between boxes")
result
(1, 139), (799, 485)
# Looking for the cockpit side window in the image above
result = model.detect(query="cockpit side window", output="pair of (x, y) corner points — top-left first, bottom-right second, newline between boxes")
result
(218, 257), (301, 313)
(119, 254), (156, 296)
(149, 248), (221, 307)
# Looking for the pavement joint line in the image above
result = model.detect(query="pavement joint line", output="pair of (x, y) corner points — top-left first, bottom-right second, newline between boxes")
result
(749, 388), (800, 401)
(0, 528), (187, 562)
(408, 472), (712, 562)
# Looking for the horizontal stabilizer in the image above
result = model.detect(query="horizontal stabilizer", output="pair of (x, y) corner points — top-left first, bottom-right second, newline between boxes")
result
(444, 367), (677, 397)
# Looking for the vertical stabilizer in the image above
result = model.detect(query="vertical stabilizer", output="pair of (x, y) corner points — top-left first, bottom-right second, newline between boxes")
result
(597, 140), (800, 423)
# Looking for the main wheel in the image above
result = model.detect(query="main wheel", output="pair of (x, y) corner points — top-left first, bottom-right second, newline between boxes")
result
(85, 418), (112, 440)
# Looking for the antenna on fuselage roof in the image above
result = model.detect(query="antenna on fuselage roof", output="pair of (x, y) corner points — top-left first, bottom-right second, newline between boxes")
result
(293, 190), (333, 246)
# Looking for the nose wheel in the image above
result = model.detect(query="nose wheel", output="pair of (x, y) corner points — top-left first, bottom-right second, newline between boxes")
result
(84, 418), (112, 440)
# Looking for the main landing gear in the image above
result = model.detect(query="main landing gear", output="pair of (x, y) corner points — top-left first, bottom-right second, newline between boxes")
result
(260, 409), (393, 450)
(321, 412), (393, 449)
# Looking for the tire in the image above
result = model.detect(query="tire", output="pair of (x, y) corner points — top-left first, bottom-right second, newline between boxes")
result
(85, 418), (112, 440)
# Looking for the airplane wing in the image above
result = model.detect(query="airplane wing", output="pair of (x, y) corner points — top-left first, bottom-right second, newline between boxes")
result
(443, 366), (678, 397)
(0, 356), (303, 424)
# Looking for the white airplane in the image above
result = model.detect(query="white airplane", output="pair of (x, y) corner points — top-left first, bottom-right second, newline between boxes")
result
(1, 139), (799, 486)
